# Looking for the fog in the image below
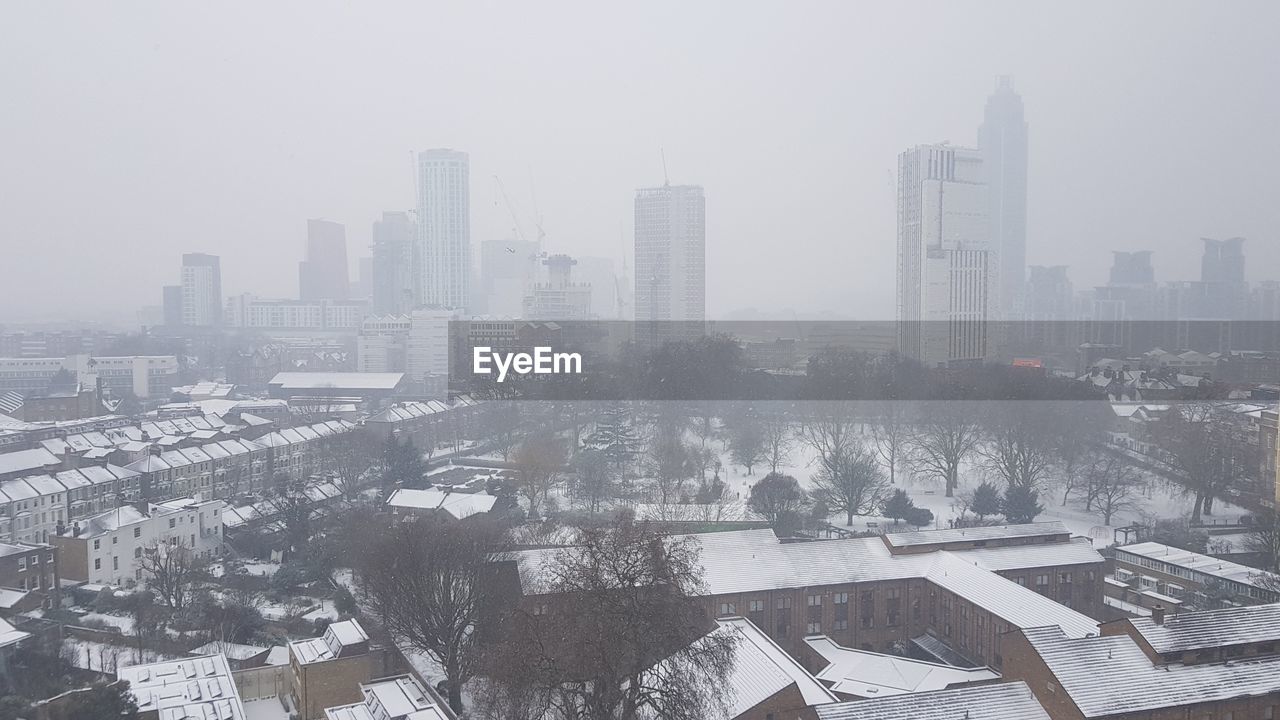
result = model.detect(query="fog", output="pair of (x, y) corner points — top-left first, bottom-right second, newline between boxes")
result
(2, 0), (1278, 325)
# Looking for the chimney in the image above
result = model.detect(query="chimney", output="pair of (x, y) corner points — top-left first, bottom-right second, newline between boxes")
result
(1152, 604), (1166, 625)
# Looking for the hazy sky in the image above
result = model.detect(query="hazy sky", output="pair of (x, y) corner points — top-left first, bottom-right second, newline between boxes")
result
(2, 1), (1278, 325)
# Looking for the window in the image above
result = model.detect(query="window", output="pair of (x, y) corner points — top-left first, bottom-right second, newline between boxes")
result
(112, 536), (118, 544)
(807, 594), (821, 607)
(834, 593), (848, 604)
(1035, 574), (1049, 587)
(532, 603), (548, 616)
(113, 557), (119, 570)
(94, 558), (101, 570)
(806, 621), (821, 634)
(16, 557), (24, 571)
(776, 597), (792, 610)
(834, 619), (848, 631)
(93, 539), (100, 550)
(719, 603), (736, 616)
(748, 600), (764, 613)
(169, 518), (176, 528)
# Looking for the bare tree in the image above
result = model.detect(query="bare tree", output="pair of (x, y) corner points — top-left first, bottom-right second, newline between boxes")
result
(870, 401), (911, 485)
(487, 403), (525, 462)
(512, 434), (566, 517)
(477, 518), (735, 720)
(356, 518), (508, 714)
(1052, 402), (1104, 506)
(1085, 451), (1144, 525)
(796, 404), (858, 481)
(1245, 508), (1280, 573)
(746, 472), (808, 528)
(761, 415), (794, 473)
(570, 448), (617, 513)
(647, 426), (694, 504)
(138, 539), (204, 611)
(1149, 404), (1254, 522)
(811, 445), (890, 526)
(727, 421), (765, 476)
(978, 403), (1059, 491)
(319, 430), (378, 500)
(263, 472), (319, 556)
(907, 402), (983, 497)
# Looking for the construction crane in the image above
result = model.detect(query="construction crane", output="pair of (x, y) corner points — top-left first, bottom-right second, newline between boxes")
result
(492, 175), (527, 243)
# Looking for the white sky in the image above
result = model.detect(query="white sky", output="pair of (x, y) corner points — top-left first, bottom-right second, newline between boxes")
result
(1, 0), (1278, 325)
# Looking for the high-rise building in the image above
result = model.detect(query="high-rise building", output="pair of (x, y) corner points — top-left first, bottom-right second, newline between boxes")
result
(180, 253), (222, 327)
(978, 76), (1028, 321)
(299, 219), (349, 301)
(1201, 237), (1246, 285)
(161, 285), (183, 327)
(371, 211), (416, 315)
(896, 145), (992, 366)
(634, 184), (705, 323)
(415, 149), (471, 310)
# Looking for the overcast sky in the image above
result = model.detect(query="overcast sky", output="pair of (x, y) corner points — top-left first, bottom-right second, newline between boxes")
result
(2, 0), (1278, 326)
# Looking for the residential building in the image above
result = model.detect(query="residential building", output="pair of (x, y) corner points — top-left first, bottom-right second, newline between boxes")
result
(119, 653), (247, 720)
(1004, 606), (1280, 719)
(301, 219), (351, 301)
(371, 211), (416, 315)
(52, 496), (225, 587)
(634, 183), (706, 324)
(511, 526), (1103, 671)
(978, 76), (1029, 321)
(322, 675), (454, 720)
(162, 285), (183, 327)
(0, 355), (179, 399)
(415, 149), (470, 310)
(288, 619), (380, 720)
(224, 295), (368, 333)
(0, 541), (58, 611)
(385, 487), (497, 521)
(896, 144), (993, 366)
(814, 681), (1050, 720)
(180, 252), (222, 327)
(1111, 541), (1280, 607)
(406, 309), (454, 398)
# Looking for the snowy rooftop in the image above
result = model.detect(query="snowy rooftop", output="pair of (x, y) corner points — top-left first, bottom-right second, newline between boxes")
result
(0, 616), (31, 647)
(386, 488), (497, 519)
(118, 653), (246, 720)
(269, 372), (404, 390)
(814, 681), (1049, 720)
(1115, 541), (1280, 591)
(804, 635), (999, 698)
(0, 447), (60, 476)
(944, 536), (1103, 571)
(189, 641), (268, 661)
(324, 675), (450, 720)
(716, 617), (836, 716)
(882, 521), (1070, 549)
(514, 529), (1099, 639)
(1128, 603), (1280, 654)
(1021, 625), (1280, 717)
(289, 619), (369, 665)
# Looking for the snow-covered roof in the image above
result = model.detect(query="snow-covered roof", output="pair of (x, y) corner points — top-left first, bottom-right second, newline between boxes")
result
(269, 372), (404, 390)
(804, 636), (999, 698)
(1114, 542), (1280, 592)
(1128, 603), (1280, 654)
(289, 619), (368, 665)
(514, 529), (1100, 640)
(0, 616), (31, 647)
(716, 617), (837, 716)
(815, 681), (1049, 720)
(882, 522), (1069, 549)
(0, 447), (60, 476)
(945, 537), (1103, 572)
(1021, 625), (1280, 718)
(325, 676), (450, 720)
(189, 641), (268, 661)
(118, 653), (246, 720)
(387, 488), (497, 519)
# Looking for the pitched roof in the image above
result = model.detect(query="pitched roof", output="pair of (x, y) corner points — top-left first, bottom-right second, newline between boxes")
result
(1115, 542), (1280, 592)
(815, 681), (1050, 720)
(1021, 625), (1280, 717)
(715, 617), (837, 716)
(804, 636), (999, 698)
(1129, 603), (1280, 653)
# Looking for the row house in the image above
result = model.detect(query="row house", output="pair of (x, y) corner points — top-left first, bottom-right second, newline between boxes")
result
(0, 463), (141, 544)
(363, 395), (484, 452)
(510, 526), (1103, 673)
(0, 541), (59, 611)
(52, 496), (225, 587)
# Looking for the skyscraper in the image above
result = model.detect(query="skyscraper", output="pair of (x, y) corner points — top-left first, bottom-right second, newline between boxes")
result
(180, 253), (222, 326)
(1201, 237), (1246, 285)
(978, 76), (1028, 320)
(415, 149), (470, 310)
(299, 219), (349, 301)
(896, 145), (992, 366)
(634, 184), (705, 323)
(371, 211), (416, 315)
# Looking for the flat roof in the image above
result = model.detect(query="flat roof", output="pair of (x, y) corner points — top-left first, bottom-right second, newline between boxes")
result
(1115, 541), (1280, 591)
(815, 681), (1050, 720)
(118, 653), (246, 720)
(883, 521), (1069, 549)
(268, 372), (405, 390)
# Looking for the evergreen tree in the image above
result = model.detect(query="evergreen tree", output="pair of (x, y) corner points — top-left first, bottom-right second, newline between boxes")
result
(1001, 485), (1044, 524)
(584, 403), (641, 471)
(971, 481), (1002, 520)
(904, 506), (934, 528)
(881, 488), (915, 525)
